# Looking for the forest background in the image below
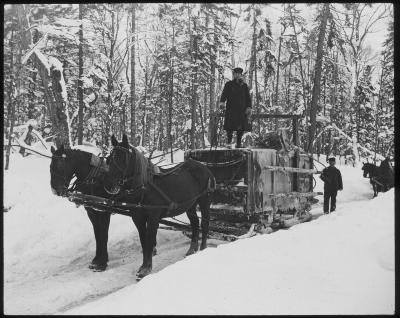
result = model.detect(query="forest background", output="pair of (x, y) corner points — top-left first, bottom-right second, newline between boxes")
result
(3, 3), (394, 164)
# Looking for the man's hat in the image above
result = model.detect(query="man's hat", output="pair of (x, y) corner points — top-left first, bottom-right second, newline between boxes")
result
(233, 67), (243, 74)
(328, 157), (336, 162)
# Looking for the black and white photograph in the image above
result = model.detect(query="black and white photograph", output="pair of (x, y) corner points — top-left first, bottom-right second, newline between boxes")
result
(3, 3), (395, 315)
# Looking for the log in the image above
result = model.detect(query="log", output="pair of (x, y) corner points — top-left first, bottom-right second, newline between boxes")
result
(266, 191), (323, 198)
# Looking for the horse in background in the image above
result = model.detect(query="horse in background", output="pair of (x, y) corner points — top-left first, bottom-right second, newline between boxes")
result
(105, 134), (215, 279)
(362, 157), (394, 197)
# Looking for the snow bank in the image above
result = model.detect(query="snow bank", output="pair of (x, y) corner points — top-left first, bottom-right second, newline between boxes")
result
(4, 152), (394, 315)
(65, 161), (394, 315)
(3, 153), (144, 314)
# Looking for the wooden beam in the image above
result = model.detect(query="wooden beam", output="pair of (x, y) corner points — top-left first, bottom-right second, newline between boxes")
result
(263, 165), (319, 174)
(266, 191), (323, 198)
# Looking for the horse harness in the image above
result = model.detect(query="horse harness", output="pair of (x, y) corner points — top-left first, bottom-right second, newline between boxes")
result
(108, 146), (211, 213)
(52, 152), (107, 193)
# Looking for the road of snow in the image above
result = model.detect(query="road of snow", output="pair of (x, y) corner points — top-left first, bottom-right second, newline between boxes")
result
(4, 153), (394, 314)
(3, 153), (223, 314)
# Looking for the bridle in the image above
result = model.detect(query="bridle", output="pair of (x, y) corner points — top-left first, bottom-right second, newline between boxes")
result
(362, 163), (374, 178)
(109, 146), (137, 187)
(51, 153), (74, 192)
(51, 151), (104, 193)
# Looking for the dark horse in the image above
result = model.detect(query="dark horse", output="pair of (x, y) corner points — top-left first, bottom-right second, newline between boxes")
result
(50, 144), (118, 271)
(362, 157), (394, 197)
(105, 134), (215, 279)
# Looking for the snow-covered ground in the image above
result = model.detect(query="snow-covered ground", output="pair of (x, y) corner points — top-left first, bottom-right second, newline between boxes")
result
(3, 151), (394, 315)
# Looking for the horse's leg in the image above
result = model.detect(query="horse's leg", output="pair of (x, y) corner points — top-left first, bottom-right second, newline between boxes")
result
(198, 194), (210, 251)
(86, 208), (102, 268)
(133, 214), (157, 256)
(94, 212), (111, 271)
(186, 204), (200, 255)
(373, 181), (377, 197)
(152, 223), (158, 256)
(137, 213), (159, 279)
(132, 214), (147, 257)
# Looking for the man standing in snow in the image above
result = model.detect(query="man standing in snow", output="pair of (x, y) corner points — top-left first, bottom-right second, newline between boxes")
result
(219, 67), (252, 149)
(320, 157), (343, 213)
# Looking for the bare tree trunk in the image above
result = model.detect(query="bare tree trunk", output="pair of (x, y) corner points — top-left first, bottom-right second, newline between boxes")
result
(229, 14), (235, 67)
(374, 63), (385, 162)
(274, 25), (284, 129)
(188, 5), (197, 150)
(168, 23), (175, 161)
(158, 106), (164, 151)
(5, 29), (16, 171)
(105, 11), (116, 147)
(130, 3), (137, 144)
(288, 4), (308, 119)
(198, 101), (206, 148)
(208, 13), (217, 146)
(142, 56), (148, 147)
(248, 8), (257, 91)
(308, 3), (330, 153)
(77, 3), (84, 145)
(286, 62), (292, 108)
(192, 17), (200, 149)
(254, 53), (260, 135)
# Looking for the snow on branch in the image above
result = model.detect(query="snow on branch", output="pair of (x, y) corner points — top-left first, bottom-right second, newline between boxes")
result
(14, 137), (52, 158)
(313, 123), (385, 161)
(21, 33), (48, 65)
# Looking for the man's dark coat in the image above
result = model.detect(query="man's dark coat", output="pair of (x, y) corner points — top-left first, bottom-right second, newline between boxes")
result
(220, 79), (252, 131)
(320, 166), (343, 191)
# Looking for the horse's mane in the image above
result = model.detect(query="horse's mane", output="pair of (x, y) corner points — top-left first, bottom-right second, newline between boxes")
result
(66, 148), (108, 172)
(130, 147), (153, 185)
(65, 148), (91, 163)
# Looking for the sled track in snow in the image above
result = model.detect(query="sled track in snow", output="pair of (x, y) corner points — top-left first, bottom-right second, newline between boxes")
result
(4, 228), (224, 315)
(5, 197), (367, 315)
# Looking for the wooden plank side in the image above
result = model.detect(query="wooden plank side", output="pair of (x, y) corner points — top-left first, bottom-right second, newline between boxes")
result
(262, 165), (317, 174)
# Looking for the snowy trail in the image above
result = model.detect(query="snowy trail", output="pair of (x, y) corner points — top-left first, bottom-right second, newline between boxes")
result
(4, 154), (386, 314)
(5, 212), (224, 315)
(64, 164), (393, 315)
(4, 154), (225, 314)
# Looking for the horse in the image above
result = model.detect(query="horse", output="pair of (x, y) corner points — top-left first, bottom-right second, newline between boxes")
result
(49, 144), (146, 272)
(362, 157), (394, 197)
(105, 134), (215, 279)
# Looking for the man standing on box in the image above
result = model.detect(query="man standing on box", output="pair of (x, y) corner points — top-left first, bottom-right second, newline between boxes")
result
(219, 67), (252, 149)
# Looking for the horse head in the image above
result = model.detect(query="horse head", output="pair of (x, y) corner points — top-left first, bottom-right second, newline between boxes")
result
(362, 162), (370, 178)
(50, 145), (78, 196)
(50, 145), (100, 196)
(105, 134), (139, 195)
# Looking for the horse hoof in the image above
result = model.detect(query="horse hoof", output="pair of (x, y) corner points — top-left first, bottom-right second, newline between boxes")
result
(186, 250), (194, 256)
(186, 247), (198, 256)
(91, 263), (107, 272)
(136, 266), (152, 279)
